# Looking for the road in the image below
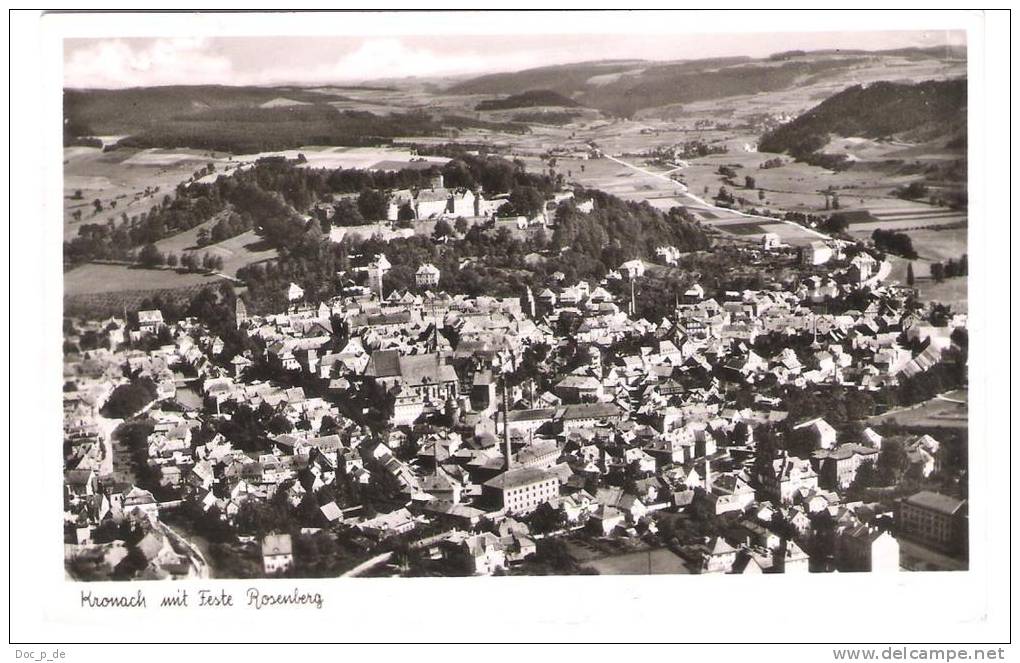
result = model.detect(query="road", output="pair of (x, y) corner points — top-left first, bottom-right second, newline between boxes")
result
(602, 154), (830, 240)
(899, 537), (967, 572)
(340, 551), (394, 577)
(92, 384), (121, 479)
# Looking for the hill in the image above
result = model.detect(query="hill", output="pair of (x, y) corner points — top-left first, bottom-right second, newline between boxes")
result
(64, 86), (529, 153)
(475, 89), (582, 111)
(63, 85), (354, 135)
(757, 78), (967, 166)
(446, 48), (965, 117)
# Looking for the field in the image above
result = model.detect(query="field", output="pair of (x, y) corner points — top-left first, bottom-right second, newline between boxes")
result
(584, 548), (691, 575)
(868, 391), (968, 429)
(153, 221), (279, 277)
(64, 263), (225, 297)
(64, 146), (226, 241)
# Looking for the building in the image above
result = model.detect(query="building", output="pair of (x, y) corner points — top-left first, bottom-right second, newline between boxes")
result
(899, 491), (967, 552)
(839, 525), (900, 572)
(366, 254), (391, 298)
(619, 259), (646, 279)
(365, 350), (459, 403)
(287, 282), (305, 302)
(762, 233), (782, 251)
(814, 443), (879, 489)
(137, 310), (165, 335)
(483, 467), (560, 515)
(261, 534), (294, 574)
(801, 241), (833, 266)
(415, 263), (441, 289)
(793, 417), (838, 450)
(759, 454), (819, 503)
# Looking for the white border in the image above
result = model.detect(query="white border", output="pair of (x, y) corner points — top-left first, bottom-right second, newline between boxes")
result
(8, 7), (1014, 652)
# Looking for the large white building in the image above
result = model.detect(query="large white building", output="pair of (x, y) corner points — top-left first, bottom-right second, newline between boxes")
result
(483, 467), (560, 515)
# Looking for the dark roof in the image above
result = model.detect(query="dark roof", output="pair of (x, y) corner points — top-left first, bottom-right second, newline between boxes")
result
(559, 402), (624, 421)
(506, 408), (557, 423)
(365, 350), (401, 378)
(903, 491), (965, 516)
(483, 467), (557, 490)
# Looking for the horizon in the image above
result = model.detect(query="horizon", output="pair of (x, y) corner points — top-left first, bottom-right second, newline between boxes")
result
(63, 30), (966, 90)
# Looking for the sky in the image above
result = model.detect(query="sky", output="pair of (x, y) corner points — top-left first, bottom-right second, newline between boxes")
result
(63, 29), (966, 89)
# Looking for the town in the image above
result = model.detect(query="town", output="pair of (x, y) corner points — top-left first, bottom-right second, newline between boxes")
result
(62, 156), (969, 578)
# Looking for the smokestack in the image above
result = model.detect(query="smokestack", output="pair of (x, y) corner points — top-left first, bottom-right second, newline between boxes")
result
(502, 377), (513, 471)
(703, 456), (712, 492)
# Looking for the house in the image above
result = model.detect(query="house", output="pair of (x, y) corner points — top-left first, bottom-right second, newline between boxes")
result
(762, 233), (782, 251)
(415, 263), (441, 289)
(454, 532), (506, 575)
(619, 259), (646, 279)
(120, 486), (159, 521)
(759, 454), (819, 504)
(814, 443), (879, 489)
(793, 417), (838, 450)
(688, 537), (738, 574)
(358, 508), (417, 539)
(838, 525), (900, 572)
(554, 374), (604, 403)
(589, 504), (625, 535)
(801, 241), (833, 266)
(898, 491), (967, 552)
(287, 283), (305, 302)
(904, 434), (943, 478)
(261, 533), (294, 574)
(137, 310), (165, 335)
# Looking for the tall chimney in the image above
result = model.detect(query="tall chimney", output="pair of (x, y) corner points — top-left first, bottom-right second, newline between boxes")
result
(703, 456), (712, 492)
(502, 377), (513, 471)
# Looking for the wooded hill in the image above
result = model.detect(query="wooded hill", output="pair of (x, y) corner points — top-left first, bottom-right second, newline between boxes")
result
(758, 78), (967, 165)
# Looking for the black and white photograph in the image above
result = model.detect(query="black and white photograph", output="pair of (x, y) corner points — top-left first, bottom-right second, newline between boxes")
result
(7, 7), (1013, 652)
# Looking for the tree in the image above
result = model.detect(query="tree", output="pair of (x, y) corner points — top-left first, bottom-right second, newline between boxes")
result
(332, 199), (364, 227)
(906, 262), (915, 286)
(396, 202), (416, 223)
(508, 185), (545, 219)
(93, 199), (103, 213)
(73, 189), (83, 200)
(101, 378), (159, 418)
(758, 188), (766, 201)
(357, 189), (389, 221)
(166, 252), (179, 268)
(432, 219), (453, 240)
(454, 216), (469, 234)
(931, 262), (945, 283)
(822, 214), (849, 234)
(197, 227), (211, 246)
(138, 243), (163, 268)
(744, 175), (756, 189)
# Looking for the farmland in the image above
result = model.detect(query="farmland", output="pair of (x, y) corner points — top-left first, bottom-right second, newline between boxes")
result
(868, 390), (968, 429)
(63, 263), (225, 296)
